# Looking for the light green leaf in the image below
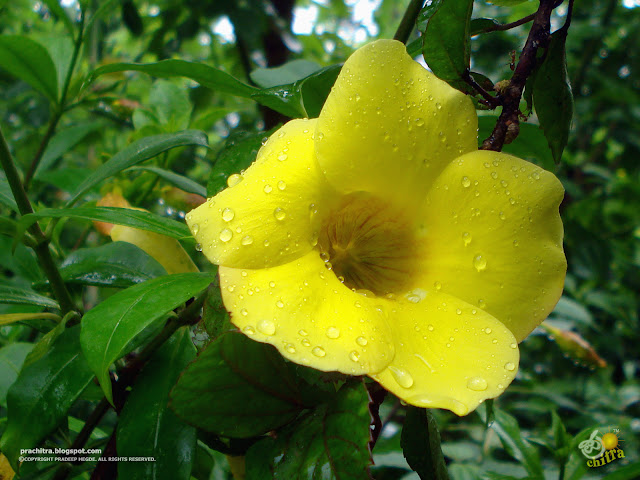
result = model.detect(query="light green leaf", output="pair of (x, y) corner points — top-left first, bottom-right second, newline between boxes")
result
(128, 166), (206, 198)
(250, 59), (321, 88)
(80, 272), (214, 403)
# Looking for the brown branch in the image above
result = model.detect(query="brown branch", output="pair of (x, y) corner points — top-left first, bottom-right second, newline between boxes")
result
(472, 12), (536, 36)
(462, 71), (501, 109)
(481, 0), (557, 151)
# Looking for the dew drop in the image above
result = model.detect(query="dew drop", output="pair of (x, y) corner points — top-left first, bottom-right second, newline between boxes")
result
(427, 324), (434, 331)
(227, 174), (243, 187)
(355, 93), (361, 101)
(326, 326), (340, 339)
(275, 300), (285, 308)
(278, 153), (288, 161)
(243, 326), (255, 335)
(312, 346), (326, 357)
(473, 255), (487, 272)
(192, 223), (200, 234)
(356, 336), (368, 346)
(461, 176), (471, 188)
(435, 102), (442, 110)
(456, 308), (462, 315)
(240, 308), (248, 316)
(510, 343), (517, 349)
(278, 180), (286, 190)
(415, 118), (425, 127)
(219, 228), (233, 242)
(301, 339), (311, 347)
(273, 207), (286, 221)
(285, 343), (296, 354)
(505, 362), (516, 371)
(462, 232), (472, 246)
(485, 327), (492, 334)
(195, 243), (203, 252)
(241, 235), (253, 246)
(349, 351), (360, 362)
(467, 376), (488, 391)
(222, 208), (235, 222)
(257, 319), (276, 336)
(389, 366), (414, 389)
(269, 281), (276, 288)
(433, 281), (442, 291)
(263, 184), (273, 193)
(499, 211), (506, 220)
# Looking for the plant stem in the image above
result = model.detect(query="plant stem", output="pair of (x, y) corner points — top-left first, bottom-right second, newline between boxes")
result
(481, 0), (558, 151)
(24, 12), (85, 189)
(472, 12), (536, 36)
(394, 0), (425, 44)
(0, 125), (76, 315)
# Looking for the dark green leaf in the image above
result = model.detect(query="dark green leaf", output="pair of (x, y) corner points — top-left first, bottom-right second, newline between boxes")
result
(417, 0), (445, 31)
(532, 28), (573, 163)
(401, 407), (450, 480)
(80, 272), (214, 403)
(0, 216), (17, 237)
(19, 207), (191, 240)
(117, 330), (197, 480)
(170, 332), (314, 438)
(250, 59), (322, 88)
(57, 241), (167, 288)
(84, 60), (256, 98)
(201, 277), (233, 340)
(488, 407), (544, 479)
(34, 122), (103, 177)
(1, 170), (19, 213)
(0, 285), (59, 309)
(67, 130), (208, 205)
(128, 166), (206, 197)
(207, 129), (276, 197)
(470, 18), (501, 36)
(251, 86), (307, 119)
(245, 382), (372, 479)
(299, 64), (342, 118)
(0, 342), (34, 407)
(0, 327), (94, 470)
(0, 35), (59, 103)
(421, 0), (474, 91)
(601, 461), (640, 480)
(146, 79), (193, 131)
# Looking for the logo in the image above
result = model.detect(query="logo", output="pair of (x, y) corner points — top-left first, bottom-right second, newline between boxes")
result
(578, 428), (625, 468)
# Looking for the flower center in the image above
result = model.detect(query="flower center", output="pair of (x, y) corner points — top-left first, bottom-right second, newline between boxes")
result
(318, 193), (418, 296)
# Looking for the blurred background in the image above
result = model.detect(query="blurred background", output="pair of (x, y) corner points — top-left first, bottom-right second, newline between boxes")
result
(1, 0), (639, 478)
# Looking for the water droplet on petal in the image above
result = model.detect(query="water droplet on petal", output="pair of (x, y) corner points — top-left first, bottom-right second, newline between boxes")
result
(278, 153), (288, 161)
(510, 342), (517, 349)
(227, 174), (243, 187)
(312, 346), (326, 357)
(462, 232), (471, 246)
(278, 180), (286, 190)
(263, 184), (273, 193)
(326, 326), (340, 339)
(273, 207), (286, 221)
(269, 281), (276, 288)
(222, 208), (234, 222)
(299, 329), (308, 336)
(467, 377), (488, 391)
(349, 351), (360, 362)
(473, 255), (487, 272)
(461, 176), (471, 188)
(433, 281), (442, 291)
(389, 366), (414, 389)
(356, 336), (368, 346)
(301, 338), (311, 347)
(285, 343), (296, 354)
(257, 319), (276, 336)
(427, 324), (434, 331)
(195, 243), (203, 252)
(219, 228), (233, 242)
(243, 326), (255, 335)
(484, 327), (492, 334)
(505, 362), (516, 371)
(240, 308), (248, 316)
(275, 300), (285, 308)
(192, 223), (200, 234)
(241, 235), (253, 246)
(456, 308), (462, 315)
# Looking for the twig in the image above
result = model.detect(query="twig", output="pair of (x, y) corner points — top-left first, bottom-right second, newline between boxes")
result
(481, 0), (557, 151)
(394, 0), (425, 44)
(0, 126), (77, 314)
(472, 12), (536, 36)
(462, 71), (501, 108)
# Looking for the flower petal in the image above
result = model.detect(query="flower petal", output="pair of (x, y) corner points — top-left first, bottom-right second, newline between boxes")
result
(110, 225), (198, 274)
(414, 150), (566, 342)
(371, 293), (519, 415)
(219, 251), (395, 375)
(186, 119), (337, 269)
(316, 39), (477, 208)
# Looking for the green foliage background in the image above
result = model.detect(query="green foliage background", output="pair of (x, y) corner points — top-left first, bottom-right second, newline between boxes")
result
(0, 0), (639, 479)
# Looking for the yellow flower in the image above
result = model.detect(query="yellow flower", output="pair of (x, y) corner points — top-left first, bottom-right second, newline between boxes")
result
(186, 40), (566, 415)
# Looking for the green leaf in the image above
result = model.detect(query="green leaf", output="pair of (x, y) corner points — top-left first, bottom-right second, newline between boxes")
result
(488, 407), (544, 479)
(0, 327), (94, 470)
(37, 34), (74, 101)
(421, 0), (474, 91)
(416, 0), (444, 31)
(57, 241), (167, 288)
(128, 166), (206, 198)
(170, 332), (314, 438)
(117, 330), (197, 480)
(80, 272), (214, 404)
(19, 206), (191, 240)
(469, 18), (500, 36)
(0, 343), (34, 407)
(67, 130), (208, 205)
(84, 60), (256, 98)
(601, 461), (640, 480)
(0, 35), (59, 103)
(299, 64), (342, 118)
(401, 407), (450, 480)
(201, 277), (233, 340)
(146, 79), (193, 131)
(34, 122), (103, 177)
(0, 285), (59, 309)
(207, 129), (276, 197)
(250, 59), (321, 88)
(0, 172), (19, 212)
(0, 216), (17, 237)
(245, 382), (372, 479)
(532, 28), (573, 163)
(41, 0), (76, 36)
(251, 86), (307, 118)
